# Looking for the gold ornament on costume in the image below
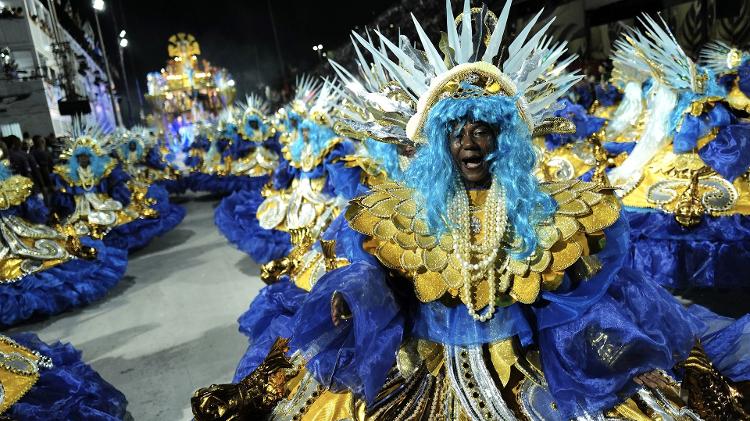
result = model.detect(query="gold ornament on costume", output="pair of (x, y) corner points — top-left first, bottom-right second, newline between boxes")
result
(346, 179), (620, 316)
(168, 33), (200, 58)
(700, 40), (746, 75)
(0, 175), (34, 210)
(281, 137), (343, 172)
(191, 338), (294, 420)
(0, 335), (53, 415)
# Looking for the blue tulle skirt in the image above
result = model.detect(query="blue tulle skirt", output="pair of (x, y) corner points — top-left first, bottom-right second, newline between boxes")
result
(8, 333), (128, 420)
(105, 184), (186, 252)
(623, 208), (750, 289)
(214, 189), (292, 264)
(233, 280), (307, 381)
(187, 173), (268, 194)
(157, 178), (189, 195)
(0, 237), (128, 327)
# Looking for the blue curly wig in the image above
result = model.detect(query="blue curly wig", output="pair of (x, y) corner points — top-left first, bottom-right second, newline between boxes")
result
(119, 139), (144, 161)
(364, 138), (402, 181)
(243, 114), (270, 142)
(289, 119), (337, 163)
(402, 94), (556, 257)
(67, 146), (110, 182)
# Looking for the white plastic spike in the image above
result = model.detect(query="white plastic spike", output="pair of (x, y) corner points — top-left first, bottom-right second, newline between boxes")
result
(481, 0), (512, 63)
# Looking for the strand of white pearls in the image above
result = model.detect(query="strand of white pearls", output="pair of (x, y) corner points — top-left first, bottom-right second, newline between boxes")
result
(450, 177), (508, 322)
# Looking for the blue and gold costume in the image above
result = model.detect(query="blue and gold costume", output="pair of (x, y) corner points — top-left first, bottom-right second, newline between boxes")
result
(193, 3), (750, 420)
(0, 333), (128, 420)
(0, 141), (127, 327)
(605, 19), (750, 290)
(215, 80), (361, 264)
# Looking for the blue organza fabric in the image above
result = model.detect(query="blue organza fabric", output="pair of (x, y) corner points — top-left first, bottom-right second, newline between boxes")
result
(739, 59), (750, 97)
(545, 99), (606, 150)
(282, 212), (749, 418)
(157, 178), (189, 195)
(232, 212), (374, 381)
(603, 141), (636, 156)
(0, 237), (128, 327)
(595, 83), (622, 107)
(214, 189), (292, 264)
(289, 261), (404, 404)
(673, 102), (732, 153)
(699, 123), (750, 182)
(50, 166), (132, 218)
(105, 183), (186, 252)
(8, 333), (128, 420)
(623, 207), (750, 289)
(687, 305), (750, 382)
(233, 280), (307, 381)
(187, 173), (269, 194)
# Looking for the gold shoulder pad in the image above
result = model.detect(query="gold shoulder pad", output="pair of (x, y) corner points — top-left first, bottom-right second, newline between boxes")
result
(506, 179), (620, 304)
(0, 175), (34, 210)
(346, 182), (457, 303)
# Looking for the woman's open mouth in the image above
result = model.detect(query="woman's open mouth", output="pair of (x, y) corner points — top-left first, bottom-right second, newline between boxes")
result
(461, 155), (483, 170)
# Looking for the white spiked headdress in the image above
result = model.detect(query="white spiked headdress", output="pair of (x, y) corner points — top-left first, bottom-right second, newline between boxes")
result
(307, 79), (342, 127)
(610, 30), (650, 87)
(238, 93), (270, 120)
(627, 14), (709, 94)
(289, 74), (321, 117)
(61, 117), (114, 159)
(700, 41), (746, 75)
(345, 0), (581, 143)
(329, 29), (417, 145)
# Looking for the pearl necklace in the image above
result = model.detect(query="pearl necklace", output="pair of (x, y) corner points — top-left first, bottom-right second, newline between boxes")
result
(77, 167), (96, 191)
(450, 177), (508, 322)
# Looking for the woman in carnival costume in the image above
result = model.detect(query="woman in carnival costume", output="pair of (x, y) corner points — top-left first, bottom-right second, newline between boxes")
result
(193, 2), (750, 420)
(0, 140), (128, 327)
(257, 82), (361, 244)
(189, 108), (262, 194)
(0, 333), (128, 420)
(230, 53), (419, 383)
(230, 94), (281, 182)
(214, 80), (312, 264)
(108, 128), (186, 251)
(49, 123), (170, 252)
(607, 17), (750, 290)
(214, 94), (286, 254)
(216, 80), (361, 264)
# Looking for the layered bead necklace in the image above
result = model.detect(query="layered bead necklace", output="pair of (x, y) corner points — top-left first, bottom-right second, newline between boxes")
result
(450, 177), (508, 322)
(77, 166), (97, 191)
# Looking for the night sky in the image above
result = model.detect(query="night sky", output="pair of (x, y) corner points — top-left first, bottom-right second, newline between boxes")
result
(69, 1), (396, 108)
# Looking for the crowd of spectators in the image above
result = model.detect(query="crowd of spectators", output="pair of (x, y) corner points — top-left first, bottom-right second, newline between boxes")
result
(2, 132), (58, 205)
(0, 5), (23, 19)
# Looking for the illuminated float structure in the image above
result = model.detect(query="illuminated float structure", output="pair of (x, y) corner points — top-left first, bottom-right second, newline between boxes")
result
(144, 33), (236, 135)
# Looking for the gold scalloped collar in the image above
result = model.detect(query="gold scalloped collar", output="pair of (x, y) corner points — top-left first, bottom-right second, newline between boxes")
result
(345, 179), (620, 309)
(53, 160), (118, 188)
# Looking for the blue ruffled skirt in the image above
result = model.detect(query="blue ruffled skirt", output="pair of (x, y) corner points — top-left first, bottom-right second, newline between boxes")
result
(105, 184), (186, 252)
(187, 173), (269, 194)
(8, 333), (128, 420)
(0, 237), (128, 327)
(157, 178), (189, 195)
(623, 208), (750, 289)
(214, 189), (291, 264)
(233, 280), (307, 381)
